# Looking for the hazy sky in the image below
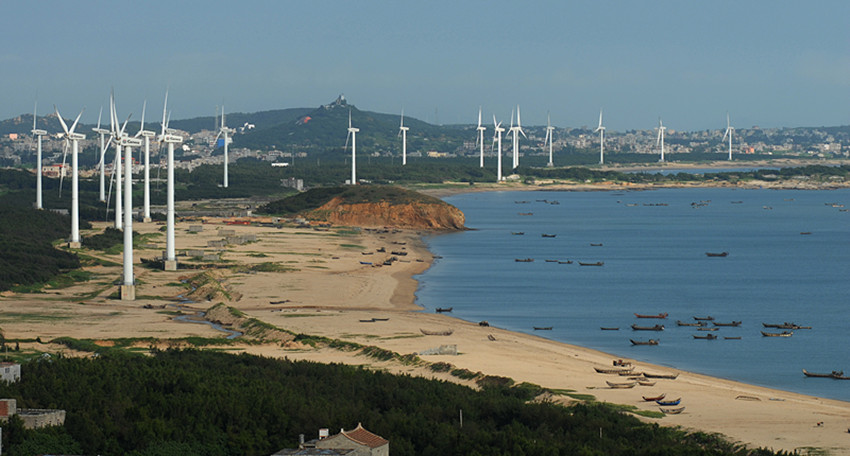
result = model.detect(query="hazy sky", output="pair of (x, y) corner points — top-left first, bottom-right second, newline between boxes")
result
(2, 1), (849, 131)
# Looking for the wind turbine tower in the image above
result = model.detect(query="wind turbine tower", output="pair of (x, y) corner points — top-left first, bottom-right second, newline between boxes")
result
(398, 109), (409, 166)
(476, 107), (486, 168)
(31, 102), (47, 209)
(109, 93), (131, 230)
(723, 112), (734, 161)
(595, 109), (606, 165)
(345, 110), (359, 184)
(544, 112), (555, 167)
(656, 118), (667, 162)
(135, 101), (156, 221)
(507, 106), (527, 169)
(54, 106), (85, 248)
(214, 106), (234, 188)
(493, 115), (505, 182)
(92, 107), (110, 202)
(159, 90), (183, 271)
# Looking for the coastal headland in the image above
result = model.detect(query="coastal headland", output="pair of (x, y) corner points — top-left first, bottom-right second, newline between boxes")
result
(3, 176), (850, 454)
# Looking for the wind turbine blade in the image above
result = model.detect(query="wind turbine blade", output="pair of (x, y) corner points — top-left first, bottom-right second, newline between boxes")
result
(344, 131), (350, 152)
(478, 107), (482, 128)
(96, 106), (103, 130)
(400, 108), (404, 128)
(69, 108), (84, 134)
(509, 110), (514, 129)
(54, 106), (70, 134)
(516, 106), (522, 127)
(348, 110), (352, 129)
(161, 89), (169, 136)
(598, 109), (603, 128)
(33, 101), (38, 130)
(493, 115), (497, 128)
(120, 113), (132, 137)
(59, 140), (69, 195)
(139, 99), (147, 134)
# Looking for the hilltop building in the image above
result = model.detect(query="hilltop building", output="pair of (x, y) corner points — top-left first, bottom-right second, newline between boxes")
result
(273, 423), (389, 456)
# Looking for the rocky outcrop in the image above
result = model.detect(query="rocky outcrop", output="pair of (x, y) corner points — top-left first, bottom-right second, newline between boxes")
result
(308, 196), (466, 230)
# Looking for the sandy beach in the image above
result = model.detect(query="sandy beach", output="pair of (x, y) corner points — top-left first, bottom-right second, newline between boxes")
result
(3, 182), (850, 454)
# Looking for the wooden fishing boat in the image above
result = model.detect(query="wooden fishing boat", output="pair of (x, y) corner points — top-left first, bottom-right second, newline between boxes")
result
(359, 319), (375, 323)
(643, 372), (679, 379)
(696, 327), (718, 331)
(635, 313), (668, 319)
(544, 259), (559, 263)
(420, 328), (454, 336)
(578, 261), (604, 266)
(638, 380), (656, 387)
(676, 320), (706, 327)
(372, 318), (389, 321)
(594, 366), (634, 374)
(802, 369), (845, 378)
(693, 333), (717, 340)
(533, 326), (553, 331)
(631, 324), (664, 331)
(618, 370), (644, 377)
(599, 327), (619, 331)
(606, 380), (637, 389)
(712, 321), (742, 327)
(660, 406), (685, 414)
(724, 336), (742, 340)
(517, 212), (533, 216)
(590, 243), (604, 246)
(761, 331), (793, 337)
(693, 316), (714, 321)
(762, 322), (811, 330)
(510, 232), (525, 235)
(558, 260), (573, 264)
(642, 393), (666, 401)
(541, 234), (557, 238)
(656, 398), (682, 406)
(435, 307), (452, 313)
(359, 261), (373, 265)
(515, 258), (534, 262)
(705, 252), (729, 257)
(630, 339), (659, 346)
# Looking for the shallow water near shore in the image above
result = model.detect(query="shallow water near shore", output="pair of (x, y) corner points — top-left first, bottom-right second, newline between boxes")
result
(415, 188), (850, 401)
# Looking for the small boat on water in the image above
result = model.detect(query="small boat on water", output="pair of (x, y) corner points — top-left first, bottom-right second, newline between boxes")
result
(600, 327), (619, 331)
(541, 234), (557, 238)
(635, 313), (668, 319)
(606, 380), (637, 389)
(511, 232), (525, 235)
(642, 393), (666, 401)
(656, 398), (682, 406)
(515, 258), (534, 262)
(802, 369), (845, 379)
(724, 336), (742, 340)
(631, 324), (664, 331)
(660, 406), (685, 415)
(630, 339), (659, 346)
(533, 326), (553, 331)
(594, 366), (635, 374)
(712, 321), (742, 327)
(558, 260), (573, 264)
(676, 320), (706, 327)
(435, 307), (452, 313)
(693, 316), (714, 321)
(545, 259), (559, 263)
(578, 261), (604, 266)
(800, 231), (812, 235)
(693, 333), (717, 340)
(762, 322), (811, 330)
(590, 243), (603, 246)
(518, 212), (533, 216)
(643, 372), (679, 379)
(705, 252), (729, 257)
(761, 331), (793, 337)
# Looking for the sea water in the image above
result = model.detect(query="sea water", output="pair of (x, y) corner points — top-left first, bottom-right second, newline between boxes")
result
(415, 188), (850, 402)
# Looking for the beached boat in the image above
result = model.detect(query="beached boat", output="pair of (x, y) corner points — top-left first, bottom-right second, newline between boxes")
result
(630, 339), (659, 346)
(594, 366), (635, 374)
(435, 307), (452, 313)
(635, 312), (669, 319)
(359, 261), (373, 265)
(600, 327), (619, 331)
(643, 372), (679, 379)
(638, 380), (656, 387)
(656, 398), (682, 406)
(660, 406), (685, 414)
(642, 393), (666, 401)
(420, 328), (454, 336)
(359, 319), (375, 323)
(578, 261), (604, 266)
(372, 318), (389, 321)
(676, 320), (706, 327)
(631, 324), (664, 331)
(533, 326), (553, 331)
(762, 322), (811, 330)
(515, 258), (534, 262)
(802, 369), (845, 378)
(606, 381), (637, 389)
(705, 252), (729, 257)
(712, 321), (742, 327)
(693, 316), (714, 321)
(761, 331), (793, 337)
(693, 333), (718, 340)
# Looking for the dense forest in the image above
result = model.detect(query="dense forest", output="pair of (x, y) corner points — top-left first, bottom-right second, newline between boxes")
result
(0, 349), (785, 456)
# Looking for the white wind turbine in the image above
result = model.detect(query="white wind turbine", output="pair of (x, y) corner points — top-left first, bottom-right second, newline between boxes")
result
(135, 100), (156, 221)
(344, 110), (359, 184)
(544, 112), (555, 167)
(656, 117), (667, 162)
(214, 105), (234, 188)
(476, 107), (486, 168)
(30, 102), (47, 209)
(722, 112), (734, 161)
(158, 89), (182, 271)
(595, 109), (606, 165)
(92, 107), (110, 202)
(54, 105), (85, 248)
(493, 115), (505, 182)
(113, 98), (142, 301)
(398, 109), (409, 166)
(107, 91), (131, 230)
(507, 106), (527, 169)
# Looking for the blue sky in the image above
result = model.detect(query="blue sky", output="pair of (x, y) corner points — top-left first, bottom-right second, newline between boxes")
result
(2, 1), (848, 131)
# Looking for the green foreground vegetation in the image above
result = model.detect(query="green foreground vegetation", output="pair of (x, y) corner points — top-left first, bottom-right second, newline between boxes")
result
(0, 349), (785, 456)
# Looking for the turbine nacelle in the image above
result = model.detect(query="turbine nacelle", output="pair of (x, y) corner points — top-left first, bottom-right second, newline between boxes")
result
(119, 137), (143, 147)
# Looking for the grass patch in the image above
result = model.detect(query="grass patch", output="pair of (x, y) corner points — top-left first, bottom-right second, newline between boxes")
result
(247, 253), (268, 258)
(0, 312), (73, 323)
(339, 244), (365, 249)
(606, 403), (665, 419)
